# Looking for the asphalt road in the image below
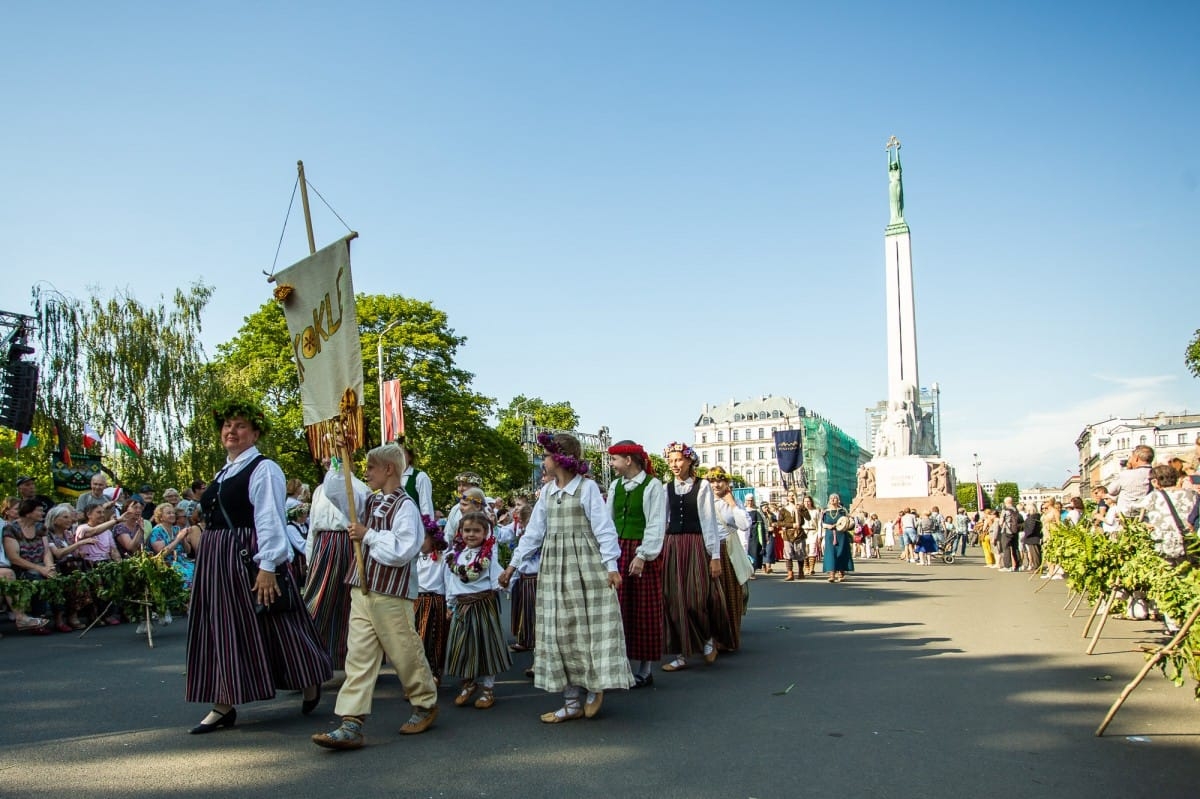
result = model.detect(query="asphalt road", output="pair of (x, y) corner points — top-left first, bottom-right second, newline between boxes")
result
(2, 551), (1198, 799)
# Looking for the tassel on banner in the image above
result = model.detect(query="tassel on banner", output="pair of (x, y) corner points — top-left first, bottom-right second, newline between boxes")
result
(306, 388), (363, 462)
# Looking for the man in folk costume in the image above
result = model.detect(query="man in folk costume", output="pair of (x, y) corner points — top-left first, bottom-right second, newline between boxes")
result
(400, 444), (435, 519)
(312, 443), (438, 750)
(606, 440), (666, 688)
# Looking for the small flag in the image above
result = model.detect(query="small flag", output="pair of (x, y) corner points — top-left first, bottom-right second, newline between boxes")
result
(54, 422), (73, 468)
(15, 431), (38, 450)
(114, 426), (142, 459)
(82, 423), (102, 449)
(382, 379), (405, 442)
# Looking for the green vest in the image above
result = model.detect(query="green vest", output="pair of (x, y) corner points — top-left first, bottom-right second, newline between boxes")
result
(612, 477), (649, 541)
(404, 469), (423, 505)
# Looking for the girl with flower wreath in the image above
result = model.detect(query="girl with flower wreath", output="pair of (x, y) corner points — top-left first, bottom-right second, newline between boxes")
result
(414, 514), (449, 685)
(500, 433), (634, 723)
(444, 511), (511, 708)
(659, 442), (730, 672)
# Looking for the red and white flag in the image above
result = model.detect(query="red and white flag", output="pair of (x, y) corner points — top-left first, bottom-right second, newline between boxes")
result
(382, 379), (405, 442)
(82, 423), (102, 449)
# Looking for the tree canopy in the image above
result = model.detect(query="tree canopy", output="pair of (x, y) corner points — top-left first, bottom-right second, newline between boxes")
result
(210, 293), (528, 507)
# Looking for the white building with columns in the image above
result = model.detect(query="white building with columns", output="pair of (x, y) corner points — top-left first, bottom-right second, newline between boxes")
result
(1076, 411), (1200, 495)
(693, 395), (804, 496)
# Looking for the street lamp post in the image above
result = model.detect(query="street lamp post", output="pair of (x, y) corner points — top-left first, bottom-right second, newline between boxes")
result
(972, 453), (982, 512)
(377, 320), (402, 444)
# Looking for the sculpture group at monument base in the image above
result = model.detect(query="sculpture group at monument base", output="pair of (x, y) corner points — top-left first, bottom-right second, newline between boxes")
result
(849, 457), (959, 519)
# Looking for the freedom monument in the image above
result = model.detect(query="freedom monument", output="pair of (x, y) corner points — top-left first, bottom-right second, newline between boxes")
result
(851, 138), (957, 519)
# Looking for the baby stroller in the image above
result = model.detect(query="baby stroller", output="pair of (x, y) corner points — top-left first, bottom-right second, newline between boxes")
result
(937, 531), (963, 564)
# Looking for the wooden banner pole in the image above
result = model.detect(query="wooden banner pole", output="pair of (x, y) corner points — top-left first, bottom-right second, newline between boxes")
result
(297, 159), (366, 593)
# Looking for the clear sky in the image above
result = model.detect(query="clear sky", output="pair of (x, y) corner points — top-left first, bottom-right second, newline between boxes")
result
(3, 1), (1197, 486)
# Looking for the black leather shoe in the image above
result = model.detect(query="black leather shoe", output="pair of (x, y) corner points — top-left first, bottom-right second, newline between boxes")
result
(189, 707), (236, 734)
(302, 686), (321, 716)
(632, 673), (654, 689)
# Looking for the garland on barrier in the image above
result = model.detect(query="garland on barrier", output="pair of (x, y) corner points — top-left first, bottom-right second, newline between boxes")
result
(0, 554), (189, 617)
(1043, 518), (1200, 697)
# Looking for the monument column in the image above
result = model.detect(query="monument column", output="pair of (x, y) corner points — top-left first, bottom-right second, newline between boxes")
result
(884, 136), (919, 405)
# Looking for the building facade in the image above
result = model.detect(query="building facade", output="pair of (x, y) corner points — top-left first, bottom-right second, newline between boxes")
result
(1075, 412), (1200, 495)
(693, 395), (867, 505)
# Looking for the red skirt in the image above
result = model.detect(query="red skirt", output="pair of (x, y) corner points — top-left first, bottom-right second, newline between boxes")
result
(617, 538), (664, 662)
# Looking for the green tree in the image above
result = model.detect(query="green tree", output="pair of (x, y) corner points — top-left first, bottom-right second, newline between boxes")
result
(993, 482), (1020, 507)
(956, 482), (980, 512)
(496, 395), (580, 442)
(28, 282), (215, 492)
(1187, 328), (1200, 378)
(210, 294), (528, 507)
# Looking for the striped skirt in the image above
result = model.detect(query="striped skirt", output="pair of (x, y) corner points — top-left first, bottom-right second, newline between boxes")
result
(662, 533), (732, 658)
(186, 527), (332, 705)
(715, 540), (744, 652)
(414, 592), (448, 679)
(617, 538), (664, 661)
(302, 529), (353, 670)
(446, 590), (511, 680)
(511, 572), (537, 650)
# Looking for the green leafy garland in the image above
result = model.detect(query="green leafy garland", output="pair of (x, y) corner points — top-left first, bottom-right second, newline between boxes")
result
(1044, 518), (1200, 696)
(0, 554), (188, 616)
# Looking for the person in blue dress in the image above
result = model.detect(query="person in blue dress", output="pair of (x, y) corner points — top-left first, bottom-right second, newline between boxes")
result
(821, 493), (854, 583)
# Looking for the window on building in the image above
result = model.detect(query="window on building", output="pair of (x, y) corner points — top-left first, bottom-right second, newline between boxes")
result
(758, 470), (765, 485)
(701, 433), (707, 444)
(732, 449), (740, 461)
(701, 451), (709, 464)
(1157, 435), (1167, 446)
(768, 447), (774, 458)
(717, 450), (725, 462)
(1180, 434), (1189, 445)
(770, 468), (779, 485)
(758, 427), (765, 439)
(717, 431), (724, 443)
(1139, 435), (1146, 444)
(770, 426), (777, 435)
(732, 430), (739, 441)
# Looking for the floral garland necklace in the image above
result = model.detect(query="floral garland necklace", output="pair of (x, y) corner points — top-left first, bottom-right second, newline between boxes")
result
(447, 535), (496, 583)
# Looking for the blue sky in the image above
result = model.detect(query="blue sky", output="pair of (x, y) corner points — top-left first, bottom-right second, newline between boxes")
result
(3, 1), (1197, 486)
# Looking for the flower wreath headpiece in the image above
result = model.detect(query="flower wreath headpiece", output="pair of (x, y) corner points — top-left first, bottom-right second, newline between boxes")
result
(211, 397), (272, 435)
(422, 514), (447, 559)
(537, 433), (590, 475)
(705, 466), (731, 482)
(663, 441), (698, 463)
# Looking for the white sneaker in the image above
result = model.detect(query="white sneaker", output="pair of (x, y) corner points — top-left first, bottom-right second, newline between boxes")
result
(998, 568), (1013, 572)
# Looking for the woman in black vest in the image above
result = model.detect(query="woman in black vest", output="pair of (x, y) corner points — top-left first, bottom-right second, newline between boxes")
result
(186, 398), (332, 734)
(659, 442), (731, 672)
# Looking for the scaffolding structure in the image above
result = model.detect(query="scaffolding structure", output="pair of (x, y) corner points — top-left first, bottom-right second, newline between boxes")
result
(518, 418), (613, 490)
(799, 413), (866, 506)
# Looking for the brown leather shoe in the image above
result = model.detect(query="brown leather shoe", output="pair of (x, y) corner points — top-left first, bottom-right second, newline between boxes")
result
(474, 689), (495, 709)
(584, 691), (603, 718)
(399, 705), (438, 735)
(453, 682), (477, 707)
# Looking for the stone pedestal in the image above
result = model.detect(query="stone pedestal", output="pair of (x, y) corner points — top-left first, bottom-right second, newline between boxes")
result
(850, 458), (957, 519)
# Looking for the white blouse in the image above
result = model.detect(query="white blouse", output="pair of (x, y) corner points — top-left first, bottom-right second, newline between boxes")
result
(444, 545), (502, 605)
(511, 475), (621, 572)
(416, 551), (446, 594)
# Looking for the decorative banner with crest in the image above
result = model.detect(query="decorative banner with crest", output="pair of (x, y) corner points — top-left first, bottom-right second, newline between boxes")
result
(272, 235), (364, 458)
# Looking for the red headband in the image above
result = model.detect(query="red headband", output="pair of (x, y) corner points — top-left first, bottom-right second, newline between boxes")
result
(608, 443), (654, 476)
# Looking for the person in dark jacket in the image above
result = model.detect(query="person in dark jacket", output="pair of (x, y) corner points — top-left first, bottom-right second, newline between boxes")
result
(1021, 507), (1043, 572)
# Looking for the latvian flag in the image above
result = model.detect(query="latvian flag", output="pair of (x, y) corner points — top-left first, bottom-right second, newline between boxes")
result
(114, 426), (142, 459)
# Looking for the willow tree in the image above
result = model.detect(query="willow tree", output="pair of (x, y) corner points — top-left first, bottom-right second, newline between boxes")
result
(210, 293), (527, 505)
(30, 282), (216, 488)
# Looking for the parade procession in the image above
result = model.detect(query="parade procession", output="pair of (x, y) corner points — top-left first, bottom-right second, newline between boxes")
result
(3, 5), (1200, 797)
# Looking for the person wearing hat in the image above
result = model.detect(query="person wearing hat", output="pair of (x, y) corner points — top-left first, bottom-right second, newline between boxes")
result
(186, 397), (331, 734)
(138, 484), (158, 521)
(16, 476), (54, 516)
(606, 440), (666, 688)
(659, 442), (730, 672)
